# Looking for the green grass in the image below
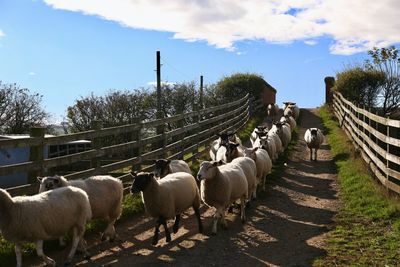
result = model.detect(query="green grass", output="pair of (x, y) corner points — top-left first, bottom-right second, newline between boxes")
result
(313, 105), (400, 267)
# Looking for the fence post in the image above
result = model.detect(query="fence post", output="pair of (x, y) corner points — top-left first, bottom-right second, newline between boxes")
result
(324, 76), (335, 104)
(28, 127), (45, 184)
(386, 117), (390, 185)
(91, 120), (103, 174)
(131, 118), (142, 172)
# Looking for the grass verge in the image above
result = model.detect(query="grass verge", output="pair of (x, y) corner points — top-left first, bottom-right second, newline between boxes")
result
(313, 105), (400, 266)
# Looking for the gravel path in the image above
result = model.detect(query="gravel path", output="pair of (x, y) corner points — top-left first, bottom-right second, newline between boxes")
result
(26, 108), (340, 267)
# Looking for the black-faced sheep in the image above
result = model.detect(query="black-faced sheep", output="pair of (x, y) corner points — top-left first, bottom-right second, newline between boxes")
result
(154, 159), (191, 178)
(38, 175), (123, 242)
(130, 171), (203, 245)
(0, 187), (91, 267)
(209, 131), (242, 160)
(304, 128), (324, 161)
(197, 160), (248, 234)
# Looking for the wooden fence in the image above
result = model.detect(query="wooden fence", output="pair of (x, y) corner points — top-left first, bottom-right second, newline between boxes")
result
(1, 94), (263, 196)
(332, 91), (400, 193)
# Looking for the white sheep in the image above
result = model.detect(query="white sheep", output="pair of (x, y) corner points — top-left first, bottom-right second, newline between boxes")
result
(38, 175), (123, 243)
(304, 128), (325, 161)
(210, 132), (242, 160)
(154, 159), (191, 178)
(197, 160), (248, 234)
(230, 157), (257, 202)
(269, 122), (291, 149)
(280, 115), (297, 132)
(130, 171), (203, 245)
(267, 130), (284, 158)
(252, 134), (275, 160)
(283, 102), (300, 120)
(243, 147), (272, 194)
(0, 186), (91, 267)
(267, 103), (280, 120)
(250, 125), (269, 146)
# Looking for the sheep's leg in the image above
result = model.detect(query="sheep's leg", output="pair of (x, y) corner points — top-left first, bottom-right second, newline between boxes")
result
(220, 209), (228, 229)
(193, 205), (203, 233)
(59, 236), (66, 247)
(309, 148), (313, 161)
(15, 243), (23, 267)
(262, 174), (266, 191)
(77, 238), (90, 260)
(35, 240), (56, 266)
(211, 209), (222, 235)
(65, 227), (81, 266)
(152, 218), (162, 245)
(101, 219), (117, 242)
(161, 217), (171, 243)
(314, 148), (318, 161)
(240, 197), (246, 223)
(173, 214), (181, 234)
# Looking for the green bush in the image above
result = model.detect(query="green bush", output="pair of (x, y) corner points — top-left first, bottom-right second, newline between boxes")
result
(216, 73), (275, 102)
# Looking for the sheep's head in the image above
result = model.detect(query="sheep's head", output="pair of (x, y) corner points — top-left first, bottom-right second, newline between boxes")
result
(272, 122), (283, 134)
(37, 175), (63, 193)
(259, 136), (268, 150)
(196, 160), (222, 181)
(310, 128), (318, 142)
(154, 159), (171, 178)
(130, 171), (154, 193)
(217, 132), (230, 146)
(243, 147), (257, 160)
(227, 131), (237, 142)
(226, 142), (240, 163)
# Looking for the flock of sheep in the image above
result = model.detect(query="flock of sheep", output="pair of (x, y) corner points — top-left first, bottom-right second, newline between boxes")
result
(0, 102), (325, 267)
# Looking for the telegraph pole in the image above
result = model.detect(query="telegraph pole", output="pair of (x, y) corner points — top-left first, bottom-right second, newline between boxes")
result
(156, 51), (162, 119)
(199, 75), (204, 110)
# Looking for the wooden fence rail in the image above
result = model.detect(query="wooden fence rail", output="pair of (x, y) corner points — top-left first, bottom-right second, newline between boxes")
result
(332, 91), (400, 193)
(1, 94), (263, 196)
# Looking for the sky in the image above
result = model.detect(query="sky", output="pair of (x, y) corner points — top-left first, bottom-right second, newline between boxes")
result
(0, 0), (399, 123)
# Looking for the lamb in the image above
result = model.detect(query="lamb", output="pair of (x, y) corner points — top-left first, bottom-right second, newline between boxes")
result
(250, 125), (269, 146)
(243, 147), (272, 194)
(280, 115), (297, 132)
(304, 128), (325, 161)
(38, 175), (123, 243)
(283, 102), (300, 120)
(154, 159), (191, 178)
(0, 186), (91, 267)
(269, 122), (291, 149)
(267, 103), (280, 120)
(130, 171), (203, 245)
(197, 160), (248, 234)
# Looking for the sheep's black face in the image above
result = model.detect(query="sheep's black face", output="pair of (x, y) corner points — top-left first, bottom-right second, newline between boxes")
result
(131, 172), (153, 193)
(310, 129), (318, 142)
(154, 159), (170, 178)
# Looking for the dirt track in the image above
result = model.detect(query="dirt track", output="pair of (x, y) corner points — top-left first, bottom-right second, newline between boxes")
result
(27, 108), (340, 267)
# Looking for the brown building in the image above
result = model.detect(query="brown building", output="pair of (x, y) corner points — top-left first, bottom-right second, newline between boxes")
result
(260, 82), (277, 105)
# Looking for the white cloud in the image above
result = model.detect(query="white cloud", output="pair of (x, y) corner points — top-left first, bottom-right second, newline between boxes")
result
(0, 29), (4, 37)
(304, 40), (317, 46)
(44, 0), (400, 55)
(28, 72), (36, 76)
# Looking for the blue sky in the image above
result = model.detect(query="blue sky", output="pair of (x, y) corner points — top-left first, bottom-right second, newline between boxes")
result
(0, 0), (399, 122)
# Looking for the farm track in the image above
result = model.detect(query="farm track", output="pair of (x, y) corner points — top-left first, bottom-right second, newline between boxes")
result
(27, 108), (340, 267)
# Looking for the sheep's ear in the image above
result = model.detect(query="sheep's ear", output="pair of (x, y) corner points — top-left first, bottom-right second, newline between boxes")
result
(253, 147), (259, 152)
(37, 176), (43, 182)
(234, 143), (240, 147)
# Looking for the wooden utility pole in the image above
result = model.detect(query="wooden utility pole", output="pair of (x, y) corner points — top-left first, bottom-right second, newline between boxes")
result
(199, 75), (204, 110)
(156, 51), (162, 119)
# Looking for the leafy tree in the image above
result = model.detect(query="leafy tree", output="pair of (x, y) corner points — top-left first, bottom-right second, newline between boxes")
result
(216, 73), (274, 102)
(67, 89), (154, 132)
(365, 46), (400, 115)
(0, 82), (48, 134)
(334, 67), (385, 107)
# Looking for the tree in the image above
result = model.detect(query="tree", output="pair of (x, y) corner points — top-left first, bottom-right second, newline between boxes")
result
(334, 67), (385, 107)
(216, 73), (274, 102)
(67, 89), (154, 132)
(366, 46), (400, 115)
(0, 82), (48, 134)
